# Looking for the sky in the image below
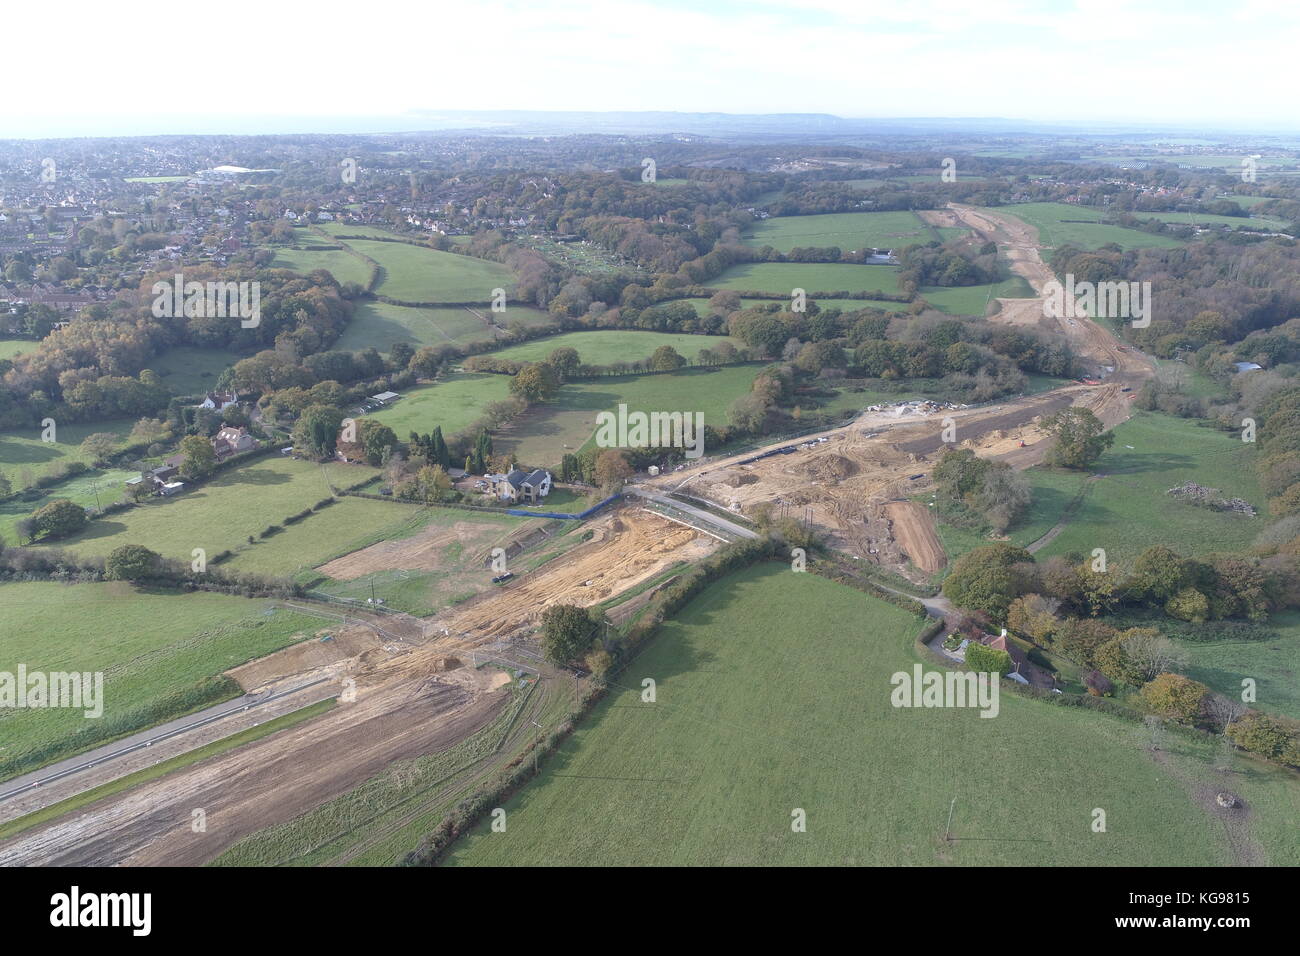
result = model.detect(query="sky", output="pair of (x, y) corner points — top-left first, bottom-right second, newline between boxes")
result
(3, 0), (1298, 138)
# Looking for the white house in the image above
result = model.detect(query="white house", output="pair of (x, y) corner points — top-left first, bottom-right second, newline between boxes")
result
(199, 390), (238, 411)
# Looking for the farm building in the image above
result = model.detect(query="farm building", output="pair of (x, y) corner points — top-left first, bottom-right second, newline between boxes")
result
(369, 391), (400, 405)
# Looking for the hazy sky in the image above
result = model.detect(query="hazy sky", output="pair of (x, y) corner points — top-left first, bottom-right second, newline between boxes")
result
(4, 0), (1297, 137)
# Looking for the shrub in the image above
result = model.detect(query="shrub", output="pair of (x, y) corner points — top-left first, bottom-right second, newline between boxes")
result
(1141, 672), (1211, 724)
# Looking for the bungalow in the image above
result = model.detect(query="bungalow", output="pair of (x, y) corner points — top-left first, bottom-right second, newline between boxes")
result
(486, 468), (552, 504)
(212, 425), (255, 459)
(200, 390), (239, 411)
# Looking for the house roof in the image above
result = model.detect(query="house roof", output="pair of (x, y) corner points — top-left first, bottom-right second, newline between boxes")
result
(523, 469), (550, 486)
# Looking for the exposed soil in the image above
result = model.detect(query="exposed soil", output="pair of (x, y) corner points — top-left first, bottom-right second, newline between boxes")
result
(317, 518), (514, 580)
(885, 500), (946, 573)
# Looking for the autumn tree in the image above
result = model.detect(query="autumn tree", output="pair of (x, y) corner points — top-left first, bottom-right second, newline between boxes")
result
(178, 434), (217, 479)
(1041, 406), (1113, 469)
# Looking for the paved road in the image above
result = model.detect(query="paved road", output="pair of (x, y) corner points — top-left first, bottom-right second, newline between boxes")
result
(0, 677), (337, 807)
(624, 486), (759, 540)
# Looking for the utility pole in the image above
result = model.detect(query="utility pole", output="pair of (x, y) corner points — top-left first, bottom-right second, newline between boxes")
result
(529, 719), (544, 774)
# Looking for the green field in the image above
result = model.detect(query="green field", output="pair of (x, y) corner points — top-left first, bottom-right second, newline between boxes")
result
(1130, 210), (1290, 231)
(0, 339), (32, 360)
(919, 277), (1036, 315)
(0, 419), (135, 472)
(337, 302), (554, 354)
(365, 372), (512, 437)
(489, 330), (741, 366)
(28, 456), (379, 569)
(1028, 412), (1262, 568)
(270, 245), (373, 287)
(0, 466), (136, 544)
(0, 582), (322, 780)
(745, 211), (936, 253)
(146, 346), (241, 396)
(987, 203), (1187, 251)
(1179, 611), (1300, 721)
(705, 262), (904, 296)
(316, 223), (411, 240)
(345, 240), (516, 304)
(496, 365), (761, 468)
(444, 563), (1299, 865)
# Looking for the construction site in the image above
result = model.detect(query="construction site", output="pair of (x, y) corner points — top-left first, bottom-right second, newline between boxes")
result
(0, 204), (1157, 867)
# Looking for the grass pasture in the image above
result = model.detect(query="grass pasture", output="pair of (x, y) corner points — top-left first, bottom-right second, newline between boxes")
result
(705, 262), (904, 297)
(0, 419), (135, 472)
(0, 582), (323, 781)
(28, 456), (379, 569)
(365, 372), (512, 437)
(270, 245), (374, 287)
(495, 365), (761, 467)
(1179, 611), (1300, 721)
(919, 277), (1036, 315)
(443, 563), (1300, 866)
(1027, 412), (1263, 568)
(345, 240), (516, 304)
(146, 346), (241, 396)
(0, 466), (136, 544)
(0, 339), (32, 360)
(988, 203), (1186, 251)
(744, 211), (935, 253)
(488, 330), (741, 366)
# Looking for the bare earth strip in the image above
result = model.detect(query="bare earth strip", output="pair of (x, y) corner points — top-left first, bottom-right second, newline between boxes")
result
(885, 501), (946, 573)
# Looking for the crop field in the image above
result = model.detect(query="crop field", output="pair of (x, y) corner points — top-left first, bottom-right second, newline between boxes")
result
(919, 277), (1035, 315)
(744, 211), (936, 253)
(443, 563), (1300, 866)
(28, 456), (378, 568)
(0, 339), (31, 360)
(0, 466), (136, 543)
(0, 582), (322, 781)
(495, 365), (762, 467)
(365, 372), (512, 437)
(489, 330), (741, 366)
(270, 246), (373, 287)
(986, 203), (1185, 250)
(705, 262), (904, 296)
(147, 346), (241, 396)
(345, 240), (516, 303)
(0, 419), (135, 472)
